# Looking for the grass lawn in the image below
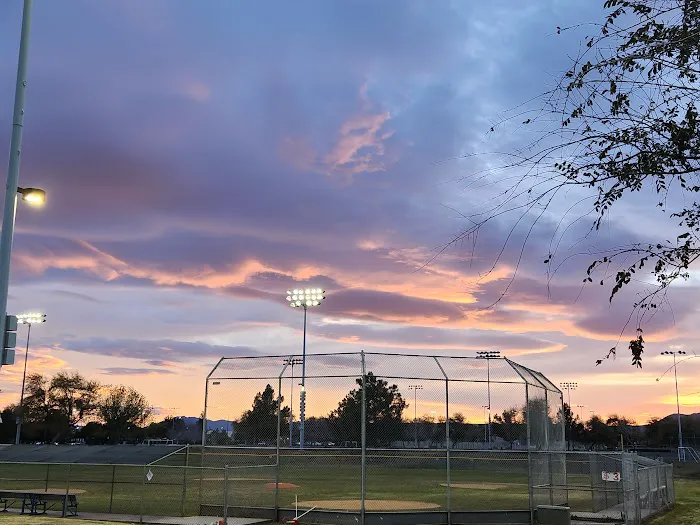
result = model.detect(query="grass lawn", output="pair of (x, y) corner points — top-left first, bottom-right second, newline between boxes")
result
(648, 478), (700, 525)
(0, 452), (542, 515)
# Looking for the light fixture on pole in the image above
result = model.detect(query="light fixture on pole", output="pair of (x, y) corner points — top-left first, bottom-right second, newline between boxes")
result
(659, 350), (688, 461)
(559, 382), (578, 407)
(476, 350), (500, 445)
(0, 1), (44, 370)
(14, 312), (45, 444)
(286, 287), (325, 449)
(284, 357), (303, 447)
(407, 384), (423, 448)
(576, 404), (586, 421)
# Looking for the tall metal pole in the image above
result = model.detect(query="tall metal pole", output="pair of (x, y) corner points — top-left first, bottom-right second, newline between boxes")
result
(360, 352), (367, 525)
(0, 0), (33, 338)
(289, 361), (294, 446)
(414, 388), (418, 447)
(487, 359), (492, 444)
(673, 353), (684, 461)
(14, 322), (31, 444)
(300, 306), (307, 450)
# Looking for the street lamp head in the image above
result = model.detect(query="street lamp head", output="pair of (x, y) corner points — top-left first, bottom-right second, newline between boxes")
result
(17, 187), (45, 207)
(286, 288), (325, 308)
(17, 312), (45, 324)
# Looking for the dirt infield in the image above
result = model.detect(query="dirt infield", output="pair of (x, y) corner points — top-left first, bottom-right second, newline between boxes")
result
(297, 499), (440, 511)
(265, 482), (299, 489)
(439, 482), (526, 490)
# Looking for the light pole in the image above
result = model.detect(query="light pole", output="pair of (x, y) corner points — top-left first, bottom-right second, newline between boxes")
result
(476, 350), (500, 445)
(1, 1), (47, 355)
(559, 382), (577, 408)
(576, 405), (586, 422)
(659, 350), (688, 461)
(482, 405), (489, 443)
(14, 312), (45, 444)
(560, 382), (577, 450)
(285, 357), (302, 446)
(408, 384), (423, 448)
(286, 287), (325, 449)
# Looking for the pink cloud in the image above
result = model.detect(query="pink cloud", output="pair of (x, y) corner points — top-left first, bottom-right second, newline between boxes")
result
(280, 83), (395, 178)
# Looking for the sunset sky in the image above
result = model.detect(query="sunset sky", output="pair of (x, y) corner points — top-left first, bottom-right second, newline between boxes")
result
(0, 0), (698, 425)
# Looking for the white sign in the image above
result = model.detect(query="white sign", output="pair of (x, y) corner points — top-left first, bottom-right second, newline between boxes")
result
(602, 471), (620, 482)
(146, 469), (154, 482)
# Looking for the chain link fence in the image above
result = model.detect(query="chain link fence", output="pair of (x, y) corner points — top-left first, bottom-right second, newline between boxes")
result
(0, 352), (674, 524)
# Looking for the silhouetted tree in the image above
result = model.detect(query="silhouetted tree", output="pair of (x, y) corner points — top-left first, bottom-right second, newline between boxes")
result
(456, 0), (700, 365)
(98, 385), (152, 443)
(238, 385), (289, 445)
(329, 372), (406, 446)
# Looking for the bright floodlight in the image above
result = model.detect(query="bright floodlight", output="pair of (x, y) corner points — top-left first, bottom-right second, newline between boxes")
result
(286, 287), (325, 308)
(17, 187), (46, 207)
(17, 312), (46, 324)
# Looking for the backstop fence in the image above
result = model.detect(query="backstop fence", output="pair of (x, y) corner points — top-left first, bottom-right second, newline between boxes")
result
(197, 351), (674, 524)
(0, 352), (673, 524)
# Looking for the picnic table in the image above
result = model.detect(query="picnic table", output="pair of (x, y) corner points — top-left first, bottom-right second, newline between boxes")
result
(0, 488), (79, 517)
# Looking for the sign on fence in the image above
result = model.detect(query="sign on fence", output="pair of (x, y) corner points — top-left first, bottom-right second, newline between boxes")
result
(602, 471), (621, 482)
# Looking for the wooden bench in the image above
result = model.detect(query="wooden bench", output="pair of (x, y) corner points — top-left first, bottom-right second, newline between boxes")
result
(0, 489), (78, 517)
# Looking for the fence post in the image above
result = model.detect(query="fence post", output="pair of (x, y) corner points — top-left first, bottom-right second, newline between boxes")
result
(140, 465), (146, 524)
(525, 384), (534, 524)
(275, 374), (284, 520)
(543, 390), (553, 505)
(445, 378), (451, 525)
(62, 463), (71, 518)
(45, 463), (49, 492)
(180, 446), (189, 516)
(360, 351), (367, 525)
(198, 446), (205, 514)
(109, 464), (116, 513)
(223, 466), (229, 525)
(434, 357), (451, 525)
(634, 457), (641, 525)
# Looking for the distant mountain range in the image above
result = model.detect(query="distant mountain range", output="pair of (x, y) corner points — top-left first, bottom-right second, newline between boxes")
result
(657, 412), (700, 423)
(180, 417), (234, 432)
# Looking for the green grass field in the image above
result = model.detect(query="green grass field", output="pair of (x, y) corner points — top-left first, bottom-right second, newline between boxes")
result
(648, 478), (700, 525)
(0, 449), (661, 518)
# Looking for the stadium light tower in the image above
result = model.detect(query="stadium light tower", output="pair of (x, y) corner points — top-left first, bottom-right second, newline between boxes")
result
(576, 404), (586, 421)
(408, 384), (423, 447)
(14, 312), (45, 444)
(658, 350), (688, 461)
(286, 287), (325, 449)
(559, 382), (578, 407)
(476, 350), (500, 445)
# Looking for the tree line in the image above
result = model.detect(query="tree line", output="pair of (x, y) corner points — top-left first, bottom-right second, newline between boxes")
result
(0, 371), (201, 444)
(221, 374), (697, 450)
